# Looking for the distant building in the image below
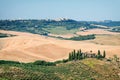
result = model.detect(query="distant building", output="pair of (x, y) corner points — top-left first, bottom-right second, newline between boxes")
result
(83, 52), (96, 58)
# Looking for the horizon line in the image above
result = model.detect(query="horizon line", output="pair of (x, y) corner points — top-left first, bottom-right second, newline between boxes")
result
(0, 18), (119, 22)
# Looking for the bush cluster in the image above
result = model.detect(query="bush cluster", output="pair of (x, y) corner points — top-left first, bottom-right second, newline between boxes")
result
(33, 60), (56, 66)
(69, 49), (106, 61)
(68, 34), (95, 41)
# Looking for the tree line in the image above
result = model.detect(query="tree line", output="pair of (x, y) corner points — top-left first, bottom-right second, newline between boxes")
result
(0, 19), (96, 35)
(68, 34), (95, 41)
(0, 49), (106, 66)
(69, 49), (106, 61)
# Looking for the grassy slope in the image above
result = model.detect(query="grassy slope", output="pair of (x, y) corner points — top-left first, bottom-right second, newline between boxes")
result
(43, 27), (78, 34)
(0, 59), (120, 80)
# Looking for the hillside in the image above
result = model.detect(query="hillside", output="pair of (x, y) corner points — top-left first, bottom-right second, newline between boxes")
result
(0, 19), (120, 35)
(0, 19), (96, 35)
(0, 30), (120, 62)
(0, 59), (120, 80)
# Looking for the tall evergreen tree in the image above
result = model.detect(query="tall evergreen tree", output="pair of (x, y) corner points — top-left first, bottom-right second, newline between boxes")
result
(78, 49), (83, 60)
(98, 50), (100, 55)
(80, 52), (83, 60)
(97, 50), (101, 59)
(73, 49), (76, 54)
(79, 49), (81, 54)
(69, 53), (72, 61)
(76, 50), (80, 60)
(103, 50), (106, 58)
(71, 52), (74, 60)
(73, 50), (76, 60)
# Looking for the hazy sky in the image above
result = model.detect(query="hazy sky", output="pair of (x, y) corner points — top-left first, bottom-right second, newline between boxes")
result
(0, 0), (120, 21)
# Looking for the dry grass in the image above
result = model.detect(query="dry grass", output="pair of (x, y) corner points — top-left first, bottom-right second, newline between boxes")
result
(87, 34), (120, 46)
(0, 30), (120, 62)
(76, 29), (120, 35)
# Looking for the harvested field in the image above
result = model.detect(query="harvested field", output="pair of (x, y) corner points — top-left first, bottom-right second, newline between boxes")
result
(0, 30), (120, 62)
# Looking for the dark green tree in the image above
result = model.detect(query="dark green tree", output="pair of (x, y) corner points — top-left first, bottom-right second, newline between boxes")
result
(73, 49), (76, 54)
(78, 49), (83, 60)
(76, 50), (80, 60)
(71, 52), (74, 60)
(79, 49), (81, 53)
(73, 50), (76, 60)
(97, 50), (102, 59)
(80, 52), (83, 60)
(69, 53), (72, 61)
(73, 53), (76, 60)
(103, 50), (106, 58)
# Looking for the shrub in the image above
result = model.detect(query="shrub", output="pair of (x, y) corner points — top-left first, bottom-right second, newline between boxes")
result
(0, 60), (20, 64)
(33, 60), (56, 66)
(62, 59), (69, 63)
(68, 34), (95, 41)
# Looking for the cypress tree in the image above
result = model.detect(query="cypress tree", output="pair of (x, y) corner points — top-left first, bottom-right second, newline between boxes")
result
(79, 49), (81, 54)
(73, 49), (76, 54)
(77, 50), (80, 60)
(73, 50), (76, 60)
(71, 52), (74, 60)
(78, 49), (82, 60)
(73, 52), (76, 60)
(103, 50), (106, 58)
(97, 50), (101, 59)
(69, 53), (72, 61)
(98, 50), (100, 55)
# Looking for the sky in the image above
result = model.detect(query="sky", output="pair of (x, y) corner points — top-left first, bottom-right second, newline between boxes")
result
(0, 0), (120, 21)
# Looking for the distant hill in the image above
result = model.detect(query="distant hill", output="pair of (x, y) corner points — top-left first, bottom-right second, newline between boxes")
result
(89, 21), (120, 27)
(0, 19), (96, 35)
(1, 19), (120, 35)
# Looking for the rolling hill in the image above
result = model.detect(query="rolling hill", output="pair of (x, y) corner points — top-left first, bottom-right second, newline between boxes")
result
(0, 30), (120, 62)
(0, 58), (120, 80)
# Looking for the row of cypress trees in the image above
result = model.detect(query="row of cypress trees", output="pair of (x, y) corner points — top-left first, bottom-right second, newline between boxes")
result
(69, 49), (106, 61)
(97, 50), (106, 59)
(69, 49), (83, 61)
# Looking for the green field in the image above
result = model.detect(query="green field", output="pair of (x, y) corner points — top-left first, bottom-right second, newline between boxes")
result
(0, 59), (120, 80)
(43, 26), (78, 34)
